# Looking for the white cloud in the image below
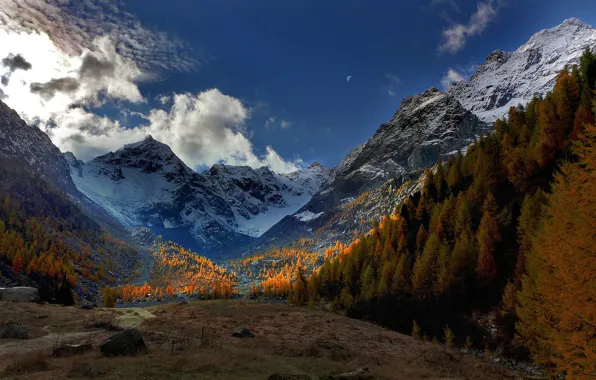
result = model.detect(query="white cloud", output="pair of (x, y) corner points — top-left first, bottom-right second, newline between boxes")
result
(441, 68), (466, 89)
(156, 94), (171, 105)
(438, 0), (499, 54)
(386, 73), (401, 96)
(48, 90), (302, 174)
(264, 116), (276, 130)
(280, 120), (293, 129)
(346, 75), (352, 82)
(0, 1), (301, 174)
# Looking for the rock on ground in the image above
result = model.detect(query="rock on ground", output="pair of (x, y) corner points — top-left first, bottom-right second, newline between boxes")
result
(99, 328), (147, 357)
(0, 287), (39, 302)
(0, 323), (28, 339)
(53, 343), (94, 357)
(232, 327), (255, 338)
(268, 374), (312, 380)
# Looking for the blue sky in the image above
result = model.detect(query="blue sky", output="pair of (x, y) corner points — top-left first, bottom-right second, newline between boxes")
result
(125, 0), (596, 168)
(1, 0), (595, 172)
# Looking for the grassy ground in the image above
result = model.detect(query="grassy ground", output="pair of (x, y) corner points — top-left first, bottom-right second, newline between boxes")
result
(0, 299), (522, 379)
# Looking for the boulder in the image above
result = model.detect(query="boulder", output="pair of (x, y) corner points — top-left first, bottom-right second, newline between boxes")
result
(232, 327), (255, 338)
(100, 329), (147, 356)
(53, 343), (94, 357)
(0, 323), (28, 339)
(0, 287), (39, 302)
(268, 374), (311, 380)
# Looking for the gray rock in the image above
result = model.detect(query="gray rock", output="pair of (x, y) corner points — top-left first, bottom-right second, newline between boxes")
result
(99, 328), (147, 356)
(0, 323), (28, 339)
(53, 343), (94, 357)
(232, 327), (255, 338)
(268, 374), (311, 380)
(0, 286), (39, 302)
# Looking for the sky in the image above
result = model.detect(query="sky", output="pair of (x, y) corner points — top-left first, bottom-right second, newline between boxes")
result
(0, 0), (595, 173)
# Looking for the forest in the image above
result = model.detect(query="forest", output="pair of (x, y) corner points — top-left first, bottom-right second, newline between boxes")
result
(0, 165), (139, 304)
(251, 49), (596, 378)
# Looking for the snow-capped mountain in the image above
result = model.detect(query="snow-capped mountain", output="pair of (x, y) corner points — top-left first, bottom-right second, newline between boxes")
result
(0, 99), (77, 195)
(203, 162), (329, 237)
(66, 136), (329, 255)
(449, 18), (596, 122)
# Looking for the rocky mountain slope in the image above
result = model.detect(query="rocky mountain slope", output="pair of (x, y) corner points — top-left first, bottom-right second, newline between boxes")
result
(234, 87), (487, 256)
(0, 100), (77, 196)
(66, 136), (329, 256)
(448, 17), (596, 121)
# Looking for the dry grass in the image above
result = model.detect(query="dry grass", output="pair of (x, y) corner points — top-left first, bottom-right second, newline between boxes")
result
(0, 349), (49, 377)
(0, 300), (521, 380)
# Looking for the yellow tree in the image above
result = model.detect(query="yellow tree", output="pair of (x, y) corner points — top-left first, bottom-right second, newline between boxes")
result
(516, 124), (596, 378)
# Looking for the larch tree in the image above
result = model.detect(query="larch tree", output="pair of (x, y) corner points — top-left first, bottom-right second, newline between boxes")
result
(517, 124), (596, 377)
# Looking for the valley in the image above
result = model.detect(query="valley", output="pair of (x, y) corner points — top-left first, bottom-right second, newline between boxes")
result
(0, 12), (595, 380)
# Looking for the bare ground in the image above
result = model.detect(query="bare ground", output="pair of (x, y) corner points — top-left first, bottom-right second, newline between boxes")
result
(0, 300), (524, 380)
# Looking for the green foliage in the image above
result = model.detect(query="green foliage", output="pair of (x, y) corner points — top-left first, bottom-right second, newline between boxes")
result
(443, 326), (455, 347)
(411, 320), (421, 339)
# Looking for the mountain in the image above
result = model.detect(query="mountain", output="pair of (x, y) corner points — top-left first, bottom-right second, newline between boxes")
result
(305, 88), (487, 213)
(66, 136), (330, 256)
(234, 88), (487, 255)
(448, 18), (596, 122)
(0, 100), (77, 195)
(239, 18), (596, 257)
(203, 162), (329, 237)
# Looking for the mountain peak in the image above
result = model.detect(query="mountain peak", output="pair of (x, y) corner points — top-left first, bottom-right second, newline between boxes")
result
(560, 17), (590, 28)
(448, 17), (596, 122)
(307, 161), (326, 170)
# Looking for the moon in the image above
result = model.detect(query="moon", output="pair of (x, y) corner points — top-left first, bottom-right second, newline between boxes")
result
(346, 75), (352, 83)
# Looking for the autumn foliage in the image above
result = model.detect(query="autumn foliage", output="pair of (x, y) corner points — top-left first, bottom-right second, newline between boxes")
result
(285, 49), (596, 378)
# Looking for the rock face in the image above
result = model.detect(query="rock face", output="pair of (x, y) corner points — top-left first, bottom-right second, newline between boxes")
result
(318, 88), (485, 207)
(0, 100), (77, 195)
(0, 287), (39, 302)
(448, 18), (596, 122)
(100, 329), (147, 356)
(0, 323), (28, 339)
(66, 136), (329, 256)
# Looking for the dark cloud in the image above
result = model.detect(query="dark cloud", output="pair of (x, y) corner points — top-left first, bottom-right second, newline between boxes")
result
(2, 54), (32, 72)
(1, 75), (8, 86)
(30, 77), (80, 100)
(79, 54), (115, 80)
(68, 133), (86, 144)
(0, 88), (6, 100)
